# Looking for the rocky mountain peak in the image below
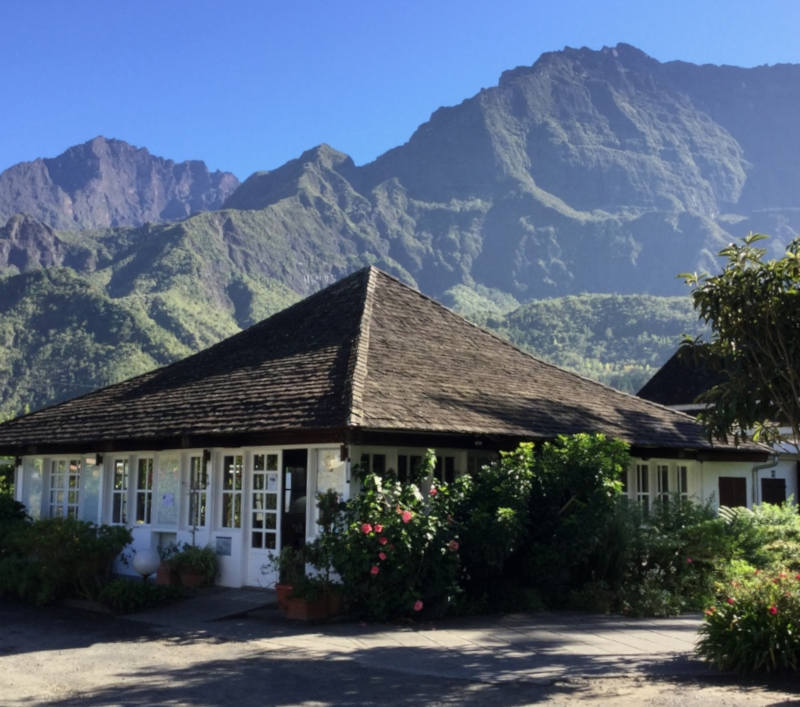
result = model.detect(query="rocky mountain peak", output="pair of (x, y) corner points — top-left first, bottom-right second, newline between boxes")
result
(0, 137), (240, 230)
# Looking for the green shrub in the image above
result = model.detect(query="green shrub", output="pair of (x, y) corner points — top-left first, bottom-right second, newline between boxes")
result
(721, 501), (800, 570)
(454, 443), (535, 607)
(697, 567), (800, 672)
(99, 578), (185, 613)
(0, 517), (131, 604)
(619, 497), (730, 615)
(0, 459), (13, 496)
(0, 495), (28, 558)
(169, 543), (218, 585)
(521, 434), (630, 602)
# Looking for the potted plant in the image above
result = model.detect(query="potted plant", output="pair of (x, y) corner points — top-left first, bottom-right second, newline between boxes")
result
(269, 545), (305, 611)
(281, 490), (344, 621)
(284, 575), (337, 621)
(155, 543), (180, 586)
(170, 543), (218, 587)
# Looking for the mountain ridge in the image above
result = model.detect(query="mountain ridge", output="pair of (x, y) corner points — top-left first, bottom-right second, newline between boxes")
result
(1, 43), (799, 419)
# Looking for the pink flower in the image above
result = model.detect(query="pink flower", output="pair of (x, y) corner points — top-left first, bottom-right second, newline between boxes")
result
(754, 569), (762, 575)
(770, 605), (778, 615)
(378, 536), (388, 546)
(796, 574), (800, 581)
(429, 487), (438, 496)
(727, 597), (735, 605)
(413, 600), (423, 612)
(370, 565), (379, 576)
(378, 552), (387, 561)
(361, 522), (372, 534)
(686, 557), (693, 564)
(704, 608), (715, 616)
(374, 524), (383, 533)
(447, 539), (460, 552)
(401, 510), (413, 524)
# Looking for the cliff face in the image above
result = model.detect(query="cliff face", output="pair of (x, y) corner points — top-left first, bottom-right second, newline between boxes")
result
(0, 136), (239, 230)
(221, 44), (800, 298)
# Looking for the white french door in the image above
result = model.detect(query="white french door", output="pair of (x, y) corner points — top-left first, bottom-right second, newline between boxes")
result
(246, 451), (282, 587)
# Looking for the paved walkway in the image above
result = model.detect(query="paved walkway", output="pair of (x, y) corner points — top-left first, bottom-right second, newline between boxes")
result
(125, 588), (712, 685)
(126, 585), (276, 626)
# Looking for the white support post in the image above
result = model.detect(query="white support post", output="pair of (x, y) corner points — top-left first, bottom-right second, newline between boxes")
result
(14, 461), (23, 503)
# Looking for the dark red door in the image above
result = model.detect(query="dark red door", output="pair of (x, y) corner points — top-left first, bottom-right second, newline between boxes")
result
(718, 477), (747, 507)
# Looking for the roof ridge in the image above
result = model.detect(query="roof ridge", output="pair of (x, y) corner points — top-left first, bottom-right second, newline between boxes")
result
(345, 266), (378, 426)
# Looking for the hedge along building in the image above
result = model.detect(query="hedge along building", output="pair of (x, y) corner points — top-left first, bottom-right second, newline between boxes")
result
(638, 348), (799, 508)
(0, 267), (769, 588)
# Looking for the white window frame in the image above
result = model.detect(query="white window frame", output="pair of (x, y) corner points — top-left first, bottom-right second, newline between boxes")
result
(48, 458), (81, 518)
(635, 463), (650, 512)
(677, 464), (689, 501)
(220, 453), (244, 529)
(111, 458), (129, 525)
(656, 463), (670, 505)
(187, 454), (209, 528)
(135, 457), (154, 525)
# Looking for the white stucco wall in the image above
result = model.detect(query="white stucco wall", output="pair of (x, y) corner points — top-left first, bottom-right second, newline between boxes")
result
(626, 456), (798, 509)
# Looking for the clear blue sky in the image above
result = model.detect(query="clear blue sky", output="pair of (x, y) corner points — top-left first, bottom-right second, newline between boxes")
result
(3, 0), (799, 180)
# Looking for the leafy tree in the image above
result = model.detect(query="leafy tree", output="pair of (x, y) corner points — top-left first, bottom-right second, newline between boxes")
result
(681, 234), (800, 447)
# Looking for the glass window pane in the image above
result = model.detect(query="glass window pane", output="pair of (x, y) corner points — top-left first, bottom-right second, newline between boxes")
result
(251, 532), (263, 549)
(266, 454), (278, 471)
(398, 455), (407, 482)
(254, 454), (265, 472)
(265, 514), (276, 529)
(234, 456), (243, 489)
(198, 497), (207, 526)
(265, 535), (276, 549)
(265, 493), (277, 510)
(233, 496), (241, 526)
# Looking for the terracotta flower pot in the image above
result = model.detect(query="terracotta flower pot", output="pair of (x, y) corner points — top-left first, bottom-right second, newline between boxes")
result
(285, 595), (330, 621)
(283, 590), (343, 622)
(155, 563), (179, 586)
(179, 568), (207, 588)
(275, 583), (293, 612)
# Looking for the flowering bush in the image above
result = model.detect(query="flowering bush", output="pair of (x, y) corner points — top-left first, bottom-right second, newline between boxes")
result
(329, 451), (469, 620)
(616, 496), (732, 616)
(697, 565), (800, 672)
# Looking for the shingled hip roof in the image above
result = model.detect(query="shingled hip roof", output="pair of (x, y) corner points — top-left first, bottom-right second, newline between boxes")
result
(0, 266), (766, 458)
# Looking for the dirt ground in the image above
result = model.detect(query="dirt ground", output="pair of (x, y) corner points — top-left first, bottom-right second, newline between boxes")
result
(1, 601), (798, 706)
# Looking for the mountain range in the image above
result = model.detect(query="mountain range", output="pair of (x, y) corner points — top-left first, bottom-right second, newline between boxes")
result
(1, 43), (798, 419)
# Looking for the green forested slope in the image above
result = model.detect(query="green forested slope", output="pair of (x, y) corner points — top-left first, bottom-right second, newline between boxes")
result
(488, 294), (705, 393)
